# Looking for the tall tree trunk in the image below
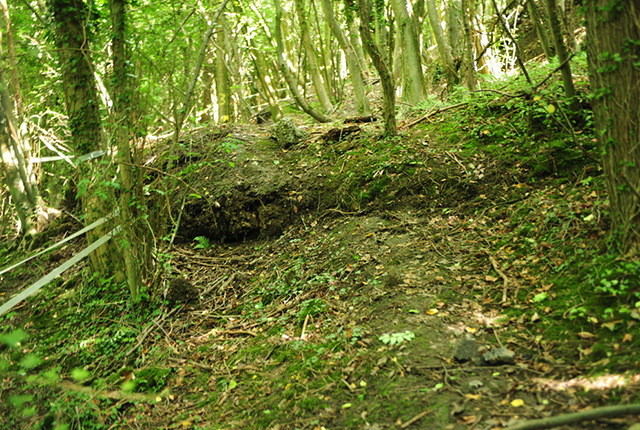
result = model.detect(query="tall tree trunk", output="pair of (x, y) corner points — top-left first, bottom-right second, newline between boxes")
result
(0, 0), (23, 116)
(426, 0), (459, 85)
(109, 0), (154, 301)
(0, 73), (33, 234)
(391, 0), (425, 104)
(294, 0), (333, 112)
(273, 0), (330, 123)
(321, 0), (370, 115)
(249, 38), (284, 121)
(356, 0), (397, 136)
(215, 25), (232, 123)
(50, 0), (119, 276)
(527, 0), (554, 60)
(461, 0), (476, 91)
(545, 0), (577, 110)
(585, 1), (640, 255)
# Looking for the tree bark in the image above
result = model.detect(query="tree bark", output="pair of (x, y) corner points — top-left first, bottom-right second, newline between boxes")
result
(391, 0), (425, 104)
(545, 0), (577, 110)
(426, 0), (459, 85)
(50, 0), (118, 276)
(109, 0), (155, 301)
(527, 0), (554, 60)
(586, 1), (640, 255)
(273, 0), (330, 123)
(294, 0), (333, 112)
(215, 25), (232, 122)
(461, 0), (476, 90)
(356, 0), (397, 136)
(321, 0), (370, 115)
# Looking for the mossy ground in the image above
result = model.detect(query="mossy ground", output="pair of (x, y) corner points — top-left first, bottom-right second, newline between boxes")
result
(2, 76), (640, 429)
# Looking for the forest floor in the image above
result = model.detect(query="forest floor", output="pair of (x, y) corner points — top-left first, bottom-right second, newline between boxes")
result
(2, 94), (640, 429)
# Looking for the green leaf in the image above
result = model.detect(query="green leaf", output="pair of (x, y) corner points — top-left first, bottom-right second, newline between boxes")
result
(0, 329), (27, 348)
(532, 292), (548, 303)
(71, 368), (91, 382)
(9, 394), (33, 407)
(19, 354), (42, 370)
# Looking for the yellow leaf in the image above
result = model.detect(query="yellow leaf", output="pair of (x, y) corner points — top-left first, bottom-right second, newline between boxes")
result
(465, 393), (482, 401)
(485, 275), (498, 282)
(577, 331), (596, 339)
(511, 399), (525, 407)
(546, 104), (556, 114)
(533, 95), (542, 101)
(623, 333), (633, 342)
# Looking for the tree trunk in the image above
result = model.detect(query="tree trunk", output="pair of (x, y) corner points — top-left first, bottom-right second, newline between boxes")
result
(294, 0), (333, 112)
(461, 0), (476, 91)
(585, 1), (640, 255)
(0, 0), (23, 116)
(356, 0), (397, 137)
(273, 0), (330, 123)
(391, 0), (425, 104)
(545, 0), (577, 110)
(321, 0), (370, 115)
(50, 0), (119, 276)
(215, 25), (232, 123)
(527, 0), (554, 60)
(109, 0), (155, 301)
(249, 39), (284, 121)
(426, 0), (459, 85)
(0, 72), (33, 234)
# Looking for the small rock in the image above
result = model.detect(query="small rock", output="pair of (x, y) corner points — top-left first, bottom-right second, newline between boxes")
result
(482, 347), (515, 365)
(270, 118), (309, 149)
(454, 338), (480, 362)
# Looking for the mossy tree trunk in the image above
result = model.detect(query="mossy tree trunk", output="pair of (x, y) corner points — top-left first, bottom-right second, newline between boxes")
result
(545, 0), (578, 110)
(356, 0), (397, 136)
(586, 1), (640, 255)
(50, 0), (120, 277)
(109, 0), (155, 301)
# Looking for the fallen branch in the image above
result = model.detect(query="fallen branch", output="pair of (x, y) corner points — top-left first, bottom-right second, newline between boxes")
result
(503, 404), (640, 430)
(483, 249), (510, 303)
(406, 102), (468, 129)
(400, 409), (431, 428)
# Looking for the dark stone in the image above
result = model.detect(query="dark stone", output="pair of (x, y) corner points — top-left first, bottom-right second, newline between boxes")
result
(454, 338), (480, 362)
(482, 347), (515, 365)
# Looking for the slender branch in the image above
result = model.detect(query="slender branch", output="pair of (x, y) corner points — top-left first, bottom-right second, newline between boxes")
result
(503, 404), (640, 430)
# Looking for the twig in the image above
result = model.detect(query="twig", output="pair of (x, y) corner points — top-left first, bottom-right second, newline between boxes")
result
(341, 378), (355, 393)
(502, 403), (640, 430)
(406, 103), (468, 128)
(533, 53), (577, 91)
(444, 151), (468, 175)
(125, 308), (178, 357)
(300, 313), (310, 339)
(484, 249), (510, 303)
(470, 88), (521, 98)
(400, 409), (431, 428)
